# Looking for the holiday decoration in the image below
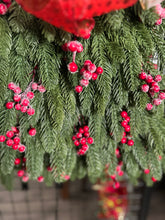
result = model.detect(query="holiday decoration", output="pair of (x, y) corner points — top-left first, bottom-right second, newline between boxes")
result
(15, 0), (138, 37)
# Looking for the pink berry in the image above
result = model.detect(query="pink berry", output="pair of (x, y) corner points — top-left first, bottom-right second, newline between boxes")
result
(125, 125), (130, 132)
(31, 83), (38, 90)
(159, 155), (162, 160)
(0, 3), (7, 15)
(121, 138), (127, 144)
(13, 95), (21, 102)
(144, 169), (150, 174)
(92, 73), (98, 80)
(38, 85), (46, 93)
(155, 18), (162, 25)
(27, 108), (35, 116)
(82, 144), (89, 151)
(22, 175), (29, 182)
(84, 132), (90, 137)
(6, 139), (14, 146)
(14, 87), (21, 94)
(146, 103), (153, 110)
(74, 140), (80, 146)
(17, 170), (24, 177)
(72, 136), (76, 141)
(139, 72), (147, 80)
(83, 71), (92, 80)
(64, 175), (70, 180)
(121, 120), (128, 127)
(13, 137), (20, 144)
(87, 137), (94, 144)
(0, 135), (6, 142)
(79, 128), (84, 134)
(120, 111), (127, 118)
(154, 75), (162, 82)
(153, 85), (160, 93)
(88, 64), (96, 73)
(6, 102), (14, 109)
(20, 106), (27, 113)
(76, 42), (83, 53)
(18, 145), (26, 153)
(83, 126), (89, 132)
(141, 84), (149, 92)
(151, 177), (157, 182)
(15, 103), (21, 110)
(8, 82), (16, 90)
(6, 131), (14, 138)
(96, 67), (103, 75)
(37, 176), (44, 182)
(14, 158), (21, 165)
(80, 138), (86, 145)
(80, 79), (89, 87)
(21, 99), (29, 106)
(27, 92), (34, 99)
(28, 128), (36, 136)
(84, 60), (92, 66)
(75, 85), (83, 93)
(127, 140), (134, 146)
(145, 75), (153, 83)
(68, 41), (77, 52)
(68, 62), (78, 73)
(159, 92), (165, 100)
(12, 144), (19, 150)
(76, 133), (82, 139)
(153, 98), (162, 106)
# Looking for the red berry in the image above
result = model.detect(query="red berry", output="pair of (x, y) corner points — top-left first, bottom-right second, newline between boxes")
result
(28, 128), (36, 136)
(17, 170), (24, 177)
(118, 170), (124, 176)
(18, 145), (26, 153)
(6, 102), (14, 109)
(79, 128), (84, 134)
(80, 138), (86, 145)
(141, 84), (149, 92)
(82, 144), (89, 151)
(114, 182), (120, 189)
(13, 137), (20, 144)
(13, 95), (21, 102)
(12, 144), (19, 150)
(110, 174), (116, 180)
(87, 137), (94, 144)
(76, 42), (83, 53)
(15, 103), (21, 110)
(155, 18), (162, 25)
(159, 155), (162, 160)
(121, 120), (128, 127)
(83, 71), (92, 80)
(6, 139), (14, 146)
(38, 85), (46, 93)
(159, 92), (165, 100)
(84, 60), (92, 66)
(80, 79), (89, 87)
(62, 43), (68, 51)
(146, 103), (153, 111)
(121, 138), (127, 144)
(96, 67), (103, 75)
(3, 0), (12, 3)
(8, 82), (16, 90)
(22, 175), (29, 182)
(75, 85), (83, 93)
(153, 85), (160, 93)
(0, 135), (6, 142)
(47, 166), (52, 171)
(27, 92), (34, 99)
(31, 83), (38, 90)
(92, 73), (98, 80)
(145, 75), (153, 83)
(68, 41), (77, 52)
(74, 140), (80, 146)
(27, 108), (35, 116)
(6, 131), (14, 138)
(12, 127), (19, 133)
(122, 132), (126, 137)
(80, 68), (86, 75)
(125, 116), (130, 122)
(14, 158), (21, 165)
(83, 33), (91, 39)
(154, 75), (162, 82)
(139, 72), (147, 80)
(127, 140), (134, 146)
(88, 64), (96, 73)
(125, 125), (130, 132)
(72, 136), (76, 141)
(22, 157), (26, 163)
(151, 177), (157, 182)
(120, 111), (127, 118)
(153, 98), (162, 106)
(21, 98), (29, 106)
(0, 3), (7, 15)
(83, 126), (89, 132)
(14, 87), (21, 94)
(37, 176), (44, 182)
(84, 132), (90, 137)
(76, 133), (82, 139)
(20, 106), (27, 113)
(144, 169), (150, 174)
(68, 62), (78, 73)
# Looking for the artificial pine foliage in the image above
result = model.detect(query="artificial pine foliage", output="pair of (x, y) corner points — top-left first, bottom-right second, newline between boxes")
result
(0, 1), (165, 189)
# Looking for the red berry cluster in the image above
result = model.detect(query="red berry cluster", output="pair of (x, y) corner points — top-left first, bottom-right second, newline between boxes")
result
(0, 126), (26, 153)
(16, 157), (29, 182)
(6, 81), (46, 115)
(139, 71), (165, 110)
(72, 125), (94, 156)
(75, 60), (103, 93)
(0, 0), (11, 15)
(120, 111), (134, 146)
